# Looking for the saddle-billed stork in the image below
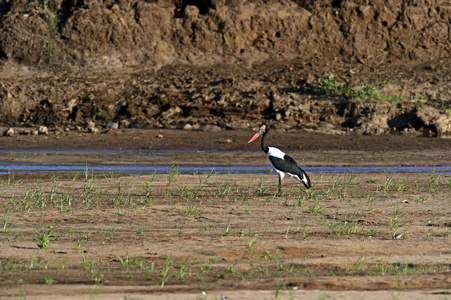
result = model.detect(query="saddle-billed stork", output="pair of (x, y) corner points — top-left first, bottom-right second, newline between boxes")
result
(248, 121), (311, 195)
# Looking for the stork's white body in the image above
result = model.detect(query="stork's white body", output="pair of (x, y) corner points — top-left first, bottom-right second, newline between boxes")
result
(267, 147), (285, 174)
(267, 147), (310, 188)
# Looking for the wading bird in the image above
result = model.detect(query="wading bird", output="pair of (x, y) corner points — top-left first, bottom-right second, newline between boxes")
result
(248, 121), (311, 195)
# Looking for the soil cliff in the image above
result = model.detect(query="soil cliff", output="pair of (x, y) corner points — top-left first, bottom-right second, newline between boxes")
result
(0, 0), (450, 135)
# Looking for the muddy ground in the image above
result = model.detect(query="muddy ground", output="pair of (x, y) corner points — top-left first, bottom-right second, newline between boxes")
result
(1, 128), (451, 167)
(0, 131), (450, 299)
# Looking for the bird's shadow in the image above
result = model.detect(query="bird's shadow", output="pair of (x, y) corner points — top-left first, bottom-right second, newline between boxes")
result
(246, 192), (277, 197)
(253, 192), (272, 197)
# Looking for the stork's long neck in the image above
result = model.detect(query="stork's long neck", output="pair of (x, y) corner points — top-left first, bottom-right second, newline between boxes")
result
(261, 128), (269, 154)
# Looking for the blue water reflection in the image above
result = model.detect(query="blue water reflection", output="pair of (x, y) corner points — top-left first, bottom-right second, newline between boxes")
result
(0, 162), (450, 175)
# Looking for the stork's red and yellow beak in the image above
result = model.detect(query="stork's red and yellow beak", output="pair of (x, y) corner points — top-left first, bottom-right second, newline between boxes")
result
(248, 124), (266, 143)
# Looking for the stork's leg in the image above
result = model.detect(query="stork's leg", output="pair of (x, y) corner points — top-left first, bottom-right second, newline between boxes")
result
(277, 173), (282, 196)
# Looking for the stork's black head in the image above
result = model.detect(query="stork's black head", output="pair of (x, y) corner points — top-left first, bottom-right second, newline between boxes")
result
(248, 121), (271, 143)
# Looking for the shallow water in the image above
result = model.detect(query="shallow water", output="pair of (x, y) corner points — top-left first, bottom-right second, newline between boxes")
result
(1, 148), (450, 175)
(1, 162), (450, 175)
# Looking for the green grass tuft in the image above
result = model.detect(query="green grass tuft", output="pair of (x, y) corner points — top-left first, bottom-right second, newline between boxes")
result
(306, 74), (401, 104)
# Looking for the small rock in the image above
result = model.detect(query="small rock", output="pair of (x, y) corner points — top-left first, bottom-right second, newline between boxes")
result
(203, 124), (222, 132)
(271, 93), (281, 102)
(275, 113), (282, 121)
(156, 134), (163, 138)
(75, 126), (83, 131)
(19, 129), (31, 135)
(224, 139), (232, 143)
(106, 122), (119, 130)
(319, 122), (334, 130)
(161, 106), (182, 119)
(37, 126), (48, 135)
(64, 127), (70, 132)
(284, 108), (292, 119)
(306, 73), (316, 84)
(184, 5), (199, 18)
(402, 127), (413, 134)
(183, 124), (193, 131)
(217, 98), (227, 106)
(120, 120), (131, 128)
(416, 107), (451, 135)
(225, 121), (248, 130)
(86, 121), (95, 129)
(375, 128), (385, 135)
(3, 128), (14, 137)
(88, 127), (99, 134)
(31, 130), (39, 136)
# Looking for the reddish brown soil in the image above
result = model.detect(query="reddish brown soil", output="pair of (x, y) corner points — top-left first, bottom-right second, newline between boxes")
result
(0, 131), (451, 299)
(0, 172), (450, 299)
(1, 0), (451, 135)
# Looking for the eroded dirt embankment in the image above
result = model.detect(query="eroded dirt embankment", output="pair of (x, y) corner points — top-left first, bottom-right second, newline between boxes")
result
(0, 0), (450, 135)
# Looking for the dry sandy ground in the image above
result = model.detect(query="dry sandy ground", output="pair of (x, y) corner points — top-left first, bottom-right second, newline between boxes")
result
(0, 130), (450, 299)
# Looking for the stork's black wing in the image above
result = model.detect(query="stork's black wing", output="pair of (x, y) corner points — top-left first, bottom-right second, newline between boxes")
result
(269, 154), (305, 176)
(269, 154), (311, 188)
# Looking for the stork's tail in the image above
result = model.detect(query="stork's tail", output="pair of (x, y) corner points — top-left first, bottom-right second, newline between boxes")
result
(299, 168), (311, 189)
